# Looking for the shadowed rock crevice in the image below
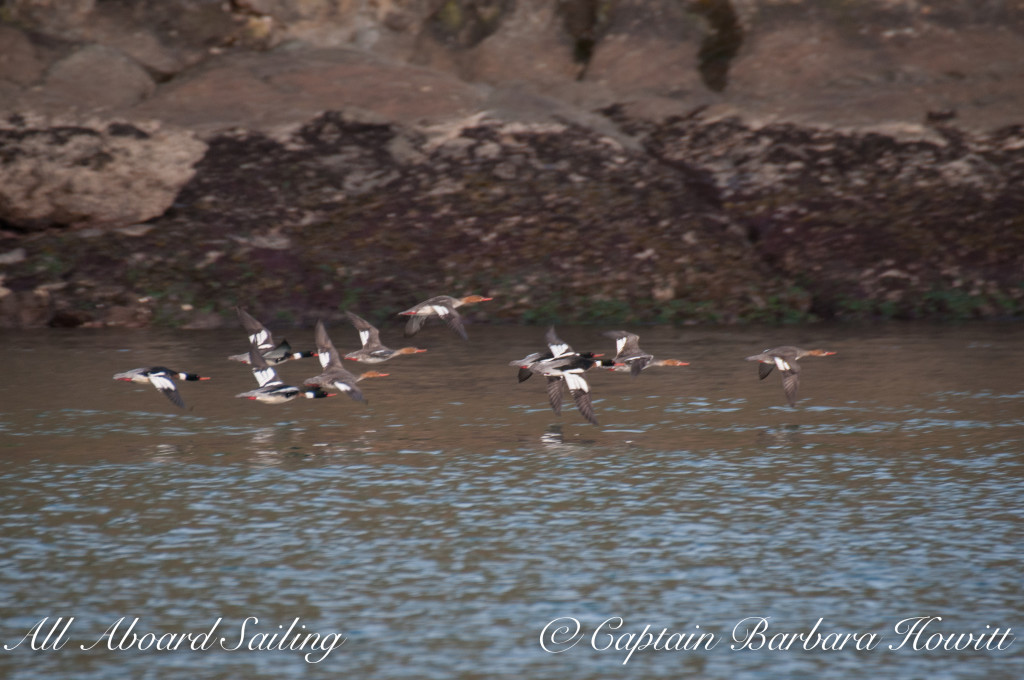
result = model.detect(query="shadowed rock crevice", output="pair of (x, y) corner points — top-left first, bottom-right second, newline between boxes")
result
(427, 0), (515, 49)
(688, 0), (743, 91)
(558, 0), (613, 79)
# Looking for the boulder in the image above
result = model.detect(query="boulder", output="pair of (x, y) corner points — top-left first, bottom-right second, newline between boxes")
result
(39, 45), (157, 114)
(78, 2), (207, 77)
(0, 118), (207, 230)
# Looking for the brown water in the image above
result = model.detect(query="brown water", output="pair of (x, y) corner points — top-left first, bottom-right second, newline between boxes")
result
(1, 323), (1022, 679)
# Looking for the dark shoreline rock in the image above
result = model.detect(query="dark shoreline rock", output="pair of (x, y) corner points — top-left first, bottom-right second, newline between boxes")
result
(2, 110), (1021, 329)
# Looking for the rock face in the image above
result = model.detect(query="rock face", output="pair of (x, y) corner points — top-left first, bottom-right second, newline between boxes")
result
(129, 47), (489, 134)
(0, 0), (1021, 327)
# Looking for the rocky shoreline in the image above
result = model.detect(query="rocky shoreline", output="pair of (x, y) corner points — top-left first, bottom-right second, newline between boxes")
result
(1, 1), (1022, 328)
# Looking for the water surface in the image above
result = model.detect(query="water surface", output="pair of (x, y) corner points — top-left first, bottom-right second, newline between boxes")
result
(1, 323), (1022, 679)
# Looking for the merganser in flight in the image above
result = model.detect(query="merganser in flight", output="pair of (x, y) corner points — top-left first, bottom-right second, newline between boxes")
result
(113, 367), (211, 408)
(227, 307), (317, 365)
(509, 326), (585, 383)
(607, 358), (690, 373)
(343, 311), (427, 363)
(603, 330), (653, 376)
(236, 344), (332, 404)
(533, 354), (616, 426)
(603, 330), (689, 375)
(398, 294), (492, 339)
(304, 320), (388, 402)
(745, 346), (836, 406)
(517, 327), (614, 425)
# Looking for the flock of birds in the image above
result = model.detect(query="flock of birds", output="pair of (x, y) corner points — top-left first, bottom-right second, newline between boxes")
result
(113, 294), (837, 425)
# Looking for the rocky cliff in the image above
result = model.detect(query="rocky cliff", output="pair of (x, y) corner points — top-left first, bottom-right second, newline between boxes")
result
(1, 0), (1022, 328)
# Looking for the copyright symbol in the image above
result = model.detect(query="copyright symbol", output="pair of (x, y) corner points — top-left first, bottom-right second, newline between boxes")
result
(539, 617), (583, 653)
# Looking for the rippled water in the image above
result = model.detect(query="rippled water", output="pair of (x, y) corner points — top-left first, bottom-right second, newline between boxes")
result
(1, 323), (1022, 679)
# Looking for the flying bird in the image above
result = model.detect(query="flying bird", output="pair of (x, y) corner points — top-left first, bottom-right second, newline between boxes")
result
(398, 294), (492, 340)
(227, 307), (317, 365)
(304, 320), (388, 402)
(603, 330), (689, 375)
(516, 327), (614, 425)
(113, 367), (210, 409)
(745, 346), (836, 406)
(343, 310), (427, 363)
(236, 344), (332, 404)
